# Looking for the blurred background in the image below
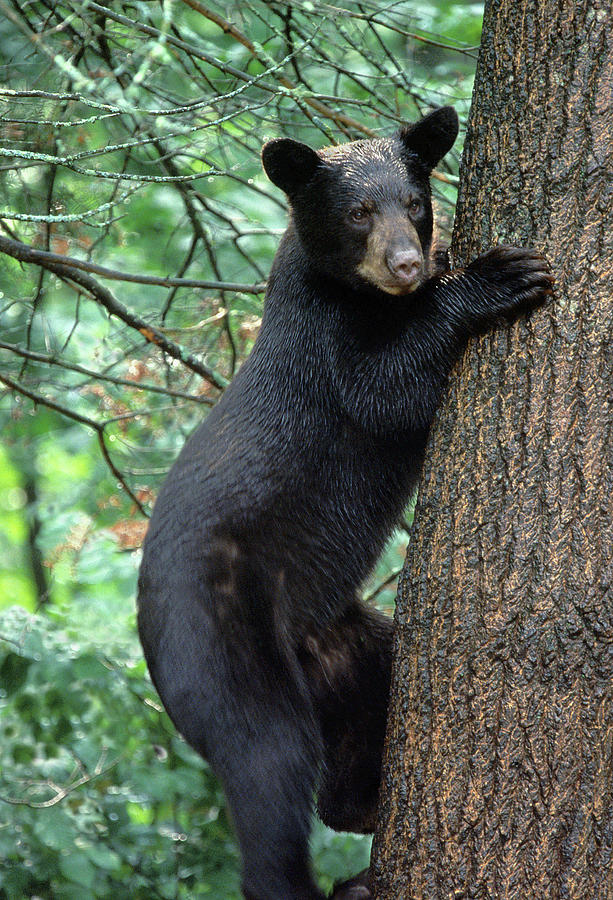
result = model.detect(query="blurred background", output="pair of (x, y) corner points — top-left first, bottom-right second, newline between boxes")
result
(0, 3), (482, 897)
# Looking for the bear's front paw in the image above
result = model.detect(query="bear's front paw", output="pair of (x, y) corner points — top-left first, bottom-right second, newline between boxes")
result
(467, 244), (554, 320)
(330, 869), (372, 899)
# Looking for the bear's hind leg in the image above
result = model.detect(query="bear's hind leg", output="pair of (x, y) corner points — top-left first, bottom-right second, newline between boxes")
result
(304, 602), (393, 836)
(140, 590), (326, 900)
(300, 603), (393, 898)
(217, 690), (325, 900)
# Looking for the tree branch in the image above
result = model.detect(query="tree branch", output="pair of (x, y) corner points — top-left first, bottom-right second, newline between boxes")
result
(0, 234), (229, 390)
(0, 341), (213, 404)
(0, 234), (265, 294)
(0, 372), (147, 515)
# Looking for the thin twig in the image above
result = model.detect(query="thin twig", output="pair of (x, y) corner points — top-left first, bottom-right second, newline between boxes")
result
(0, 234), (229, 390)
(0, 372), (146, 514)
(0, 341), (214, 404)
(0, 234), (265, 294)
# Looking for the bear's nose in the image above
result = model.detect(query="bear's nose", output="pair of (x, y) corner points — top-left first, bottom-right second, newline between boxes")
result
(387, 247), (422, 284)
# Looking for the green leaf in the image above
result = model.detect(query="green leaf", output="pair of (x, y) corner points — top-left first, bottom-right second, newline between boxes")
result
(11, 741), (36, 764)
(0, 865), (31, 900)
(33, 807), (77, 851)
(83, 843), (123, 872)
(0, 652), (31, 695)
(59, 852), (97, 888)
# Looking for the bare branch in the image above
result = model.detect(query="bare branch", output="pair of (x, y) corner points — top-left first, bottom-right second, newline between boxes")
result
(0, 234), (265, 294)
(0, 752), (118, 809)
(0, 340), (214, 405)
(0, 372), (147, 514)
(0, 235), (228, 390)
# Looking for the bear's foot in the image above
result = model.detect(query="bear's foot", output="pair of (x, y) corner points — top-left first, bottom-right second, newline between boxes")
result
(330, 869), (372, 899)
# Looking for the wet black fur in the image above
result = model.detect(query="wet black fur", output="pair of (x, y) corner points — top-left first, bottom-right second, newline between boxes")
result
(137, 107), (552, 900)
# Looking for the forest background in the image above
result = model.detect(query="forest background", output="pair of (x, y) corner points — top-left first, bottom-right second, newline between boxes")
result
(0, 3), (483, 898)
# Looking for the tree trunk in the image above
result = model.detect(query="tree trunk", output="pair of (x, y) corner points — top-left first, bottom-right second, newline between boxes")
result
(371, 1), (612, 898)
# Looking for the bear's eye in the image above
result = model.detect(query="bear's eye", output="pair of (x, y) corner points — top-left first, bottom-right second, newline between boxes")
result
(407, 198), (422, 216)
(349, 207), (369, 224)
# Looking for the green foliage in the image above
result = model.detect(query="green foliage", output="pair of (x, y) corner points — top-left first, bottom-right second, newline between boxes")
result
(0, 445), (35, 610)
(0, 0), (483, 614)
(0, 604), (240, 899)
(0, 603), (371, 898)
(0, 1), (484, 896)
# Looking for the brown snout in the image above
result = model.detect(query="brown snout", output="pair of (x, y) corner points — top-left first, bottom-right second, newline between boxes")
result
(357, 214), (425, 295)
(386, 247), (422, 287)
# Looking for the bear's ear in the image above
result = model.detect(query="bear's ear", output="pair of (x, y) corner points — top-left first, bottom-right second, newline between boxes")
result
(261, 138), (322, 195)
(399, 106), (459, 170)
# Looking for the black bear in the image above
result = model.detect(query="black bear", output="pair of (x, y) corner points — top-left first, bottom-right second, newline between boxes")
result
(137, 107), (552, 900)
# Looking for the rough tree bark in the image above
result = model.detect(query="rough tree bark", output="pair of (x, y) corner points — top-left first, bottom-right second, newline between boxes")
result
(371, 1), (612, 898)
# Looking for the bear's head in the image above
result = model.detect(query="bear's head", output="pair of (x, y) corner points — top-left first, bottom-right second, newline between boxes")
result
(262, 106), (459, 297)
